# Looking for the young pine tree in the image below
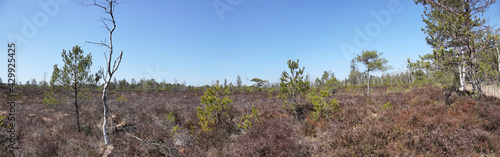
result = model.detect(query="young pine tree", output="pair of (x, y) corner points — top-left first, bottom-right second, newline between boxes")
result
(279, 59), (309, 120)
(355, 50), (389, 94)
(50, 45), (94, 132)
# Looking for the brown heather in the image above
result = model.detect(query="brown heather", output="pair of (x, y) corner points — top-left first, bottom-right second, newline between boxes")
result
(0, 85), (499, 156)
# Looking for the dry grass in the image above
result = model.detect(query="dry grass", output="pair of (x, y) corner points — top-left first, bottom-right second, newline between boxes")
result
(465, 84), (500, 98)
(0, 85), (499, 156)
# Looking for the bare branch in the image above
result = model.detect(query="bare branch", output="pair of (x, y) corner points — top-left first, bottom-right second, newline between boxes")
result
(111, 51), (123, 75)
(85, 41), (110, 49)
(123, 129), (179, 153)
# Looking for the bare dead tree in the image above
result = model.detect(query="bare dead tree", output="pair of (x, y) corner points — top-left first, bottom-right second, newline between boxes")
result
(84, 2), (177, 152)
(85, 0), (123, 145)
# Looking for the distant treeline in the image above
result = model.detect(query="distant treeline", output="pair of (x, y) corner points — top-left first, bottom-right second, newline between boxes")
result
(3, 69), (428, 92)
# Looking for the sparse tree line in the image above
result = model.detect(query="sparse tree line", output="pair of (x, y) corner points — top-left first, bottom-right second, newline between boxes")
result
(2, 1), (499, 154)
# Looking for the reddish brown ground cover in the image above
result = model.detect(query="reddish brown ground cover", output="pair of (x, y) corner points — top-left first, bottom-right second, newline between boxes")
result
(1, 85), (499, 156)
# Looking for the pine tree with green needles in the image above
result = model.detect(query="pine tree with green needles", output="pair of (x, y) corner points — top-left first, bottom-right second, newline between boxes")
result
(415, 0), (498, 94)
(236, 75), (242, 89)
(50, 45), (94, 132)
(250, 78), (268, 88)
(197, 81), (233, 132)
(355, 50), (390, 94)
(279, 59), (310, 120)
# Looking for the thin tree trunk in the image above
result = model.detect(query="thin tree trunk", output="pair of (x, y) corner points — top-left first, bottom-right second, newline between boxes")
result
(75, 88), (80, 132)
(102, 82), (109, 145)
(497, 47), (500, 74)
(74, 69), (81, 132)
(292, 92), (298, 120)
(290, 68), (299, 120)
(470, 64), (482, 95)
(367, 70), (370, 94)
(87, 0), (122, 146)
(459, 61), (465, 91)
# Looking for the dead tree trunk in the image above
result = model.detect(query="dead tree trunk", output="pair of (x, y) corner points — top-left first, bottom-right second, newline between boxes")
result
(87, 0), (123, 145)
(102, 82), (109, 144)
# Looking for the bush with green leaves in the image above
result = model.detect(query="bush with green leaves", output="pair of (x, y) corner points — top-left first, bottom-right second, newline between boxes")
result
(307, 90), (340, 121)
(197, 81), (233, 132)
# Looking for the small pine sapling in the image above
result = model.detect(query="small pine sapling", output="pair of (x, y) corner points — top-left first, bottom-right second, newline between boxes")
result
(197, 81), (233, 131)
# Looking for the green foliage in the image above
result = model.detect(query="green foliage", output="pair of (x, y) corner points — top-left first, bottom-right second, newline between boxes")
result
(50, 45), (95, 132)
(50, 45), (94, 87)
(7, 94), (22, 100)
(355, 50), (390, 94)
(415, 0), (498, 94)
(381, 102), (393, 111)
(250, 78), (268, 88)
(165, 112), (180, 139)
(116, 95), (128, 102)
(407, 58), (432, 84)
(166, 112), (176, 122)
(307, 90), (340, 121)
(386, 84), (404, 93)
(197, 81), (233, 132)
(237, 105), (259, 131)
(43, 90), (62, 107)
(366, 98), (373, 105)
(170, 125), (180, 139)
(267, 87), (278, 98)
(0, 115), (5, 130)
(279, 59), (310, 119)
(355, 50), (389, 72)
(348, 59), (362, 86)
(314, 71), (340, 94)
(236, 75), (242, 89)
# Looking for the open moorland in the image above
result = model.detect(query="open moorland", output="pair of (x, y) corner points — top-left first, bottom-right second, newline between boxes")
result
(1, 85), (499, 156)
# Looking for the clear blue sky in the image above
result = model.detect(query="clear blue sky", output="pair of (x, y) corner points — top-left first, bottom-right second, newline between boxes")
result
(1, 1), (498, 86)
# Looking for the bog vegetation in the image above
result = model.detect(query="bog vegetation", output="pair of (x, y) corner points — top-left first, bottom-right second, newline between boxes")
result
(1, 0), (500, 156)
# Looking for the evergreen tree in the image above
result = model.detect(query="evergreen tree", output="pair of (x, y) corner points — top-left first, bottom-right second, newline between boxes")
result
(279, 59), (309, 119)
(32, 78), (37, 87)
(348, 59), (362, 86)
(355, 50), (390, 94)
(415, 0), (497, 94)
(250, 78), (268, 88)
(50, 45), (94, 132)
(130, 78), (136, 89)
(236, 75), (242, 89)
(118, 79), (128, 90)
(224, 79), (228, 88)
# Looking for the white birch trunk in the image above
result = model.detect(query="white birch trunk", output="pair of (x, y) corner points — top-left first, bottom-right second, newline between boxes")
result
(459, 63), (466, 91)
(497, 47), (500, 74)
(459, 50), (466, 91)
